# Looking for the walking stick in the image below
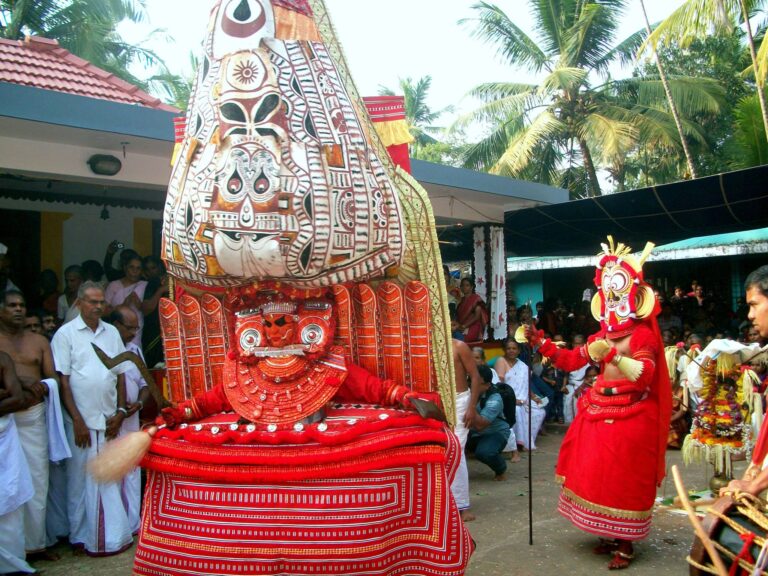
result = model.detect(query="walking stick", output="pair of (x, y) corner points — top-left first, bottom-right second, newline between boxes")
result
(527, 342), (534, 546)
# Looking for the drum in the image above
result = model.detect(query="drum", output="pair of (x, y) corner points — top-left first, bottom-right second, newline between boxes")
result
(689, 493), (768, 575)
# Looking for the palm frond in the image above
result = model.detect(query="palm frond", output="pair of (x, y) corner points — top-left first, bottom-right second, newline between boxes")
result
(594, 27), (647, 74)
(731, 92), (768, 167)
(561, 2), (623, 71)
(453, 88), (540, 130)
(494, 110), (565, 175)
(539, 67), (588, 94)
(637, 77), (725, 115)
(577, 112), (637, 164)
(461, 1), (549, 72)
(641, 0), (737, 53)
(461, 119), (523, 171)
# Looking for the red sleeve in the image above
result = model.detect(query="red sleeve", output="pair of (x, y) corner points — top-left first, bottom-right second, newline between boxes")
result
(334, 364), (405, 406)
(179, 384), (231, 419)
(541, 340), (591, 373)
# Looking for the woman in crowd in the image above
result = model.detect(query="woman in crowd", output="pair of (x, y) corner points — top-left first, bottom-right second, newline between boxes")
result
(456, 277), (487, 343)
(104, 253), (147, 346)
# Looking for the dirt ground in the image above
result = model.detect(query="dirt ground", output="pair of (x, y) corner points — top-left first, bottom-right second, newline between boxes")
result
(30, 422), (734, 575)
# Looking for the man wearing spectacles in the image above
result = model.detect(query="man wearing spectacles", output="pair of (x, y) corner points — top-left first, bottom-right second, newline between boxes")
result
(107, 305), (150, 535)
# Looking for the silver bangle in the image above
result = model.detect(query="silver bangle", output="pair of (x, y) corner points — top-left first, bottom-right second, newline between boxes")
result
(117, 407), (129, 416)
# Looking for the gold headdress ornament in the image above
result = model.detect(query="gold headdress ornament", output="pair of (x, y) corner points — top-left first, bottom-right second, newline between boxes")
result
(591, 236), (657, 334)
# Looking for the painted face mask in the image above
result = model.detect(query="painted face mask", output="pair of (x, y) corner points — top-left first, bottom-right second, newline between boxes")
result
(224, 283), (340, 424)
(591, 237), (656, 335)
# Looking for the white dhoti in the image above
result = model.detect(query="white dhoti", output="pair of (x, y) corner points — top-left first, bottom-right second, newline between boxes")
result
(450, 390), (471, 511)
(0, 415), (34, 574)
(513, 402), (546, 451)
(562, 385), (577, 424)
(502, 426), (517, 452)
(64, 418), (132, 555)
(15, 402), (49, 553)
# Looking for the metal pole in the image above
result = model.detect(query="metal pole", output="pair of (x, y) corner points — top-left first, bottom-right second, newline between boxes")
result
(527, 344), (533, 545)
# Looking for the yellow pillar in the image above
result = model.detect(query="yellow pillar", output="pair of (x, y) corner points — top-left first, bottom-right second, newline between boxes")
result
(40, 212), (72, 277)
(133, 218), (154, 258)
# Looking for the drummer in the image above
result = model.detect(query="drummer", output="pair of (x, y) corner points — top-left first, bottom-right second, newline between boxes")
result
(724, 265), (768, 495)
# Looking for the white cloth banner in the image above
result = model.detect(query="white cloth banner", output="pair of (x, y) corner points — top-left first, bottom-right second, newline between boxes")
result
(473, 227), (487, 302)
(489, 226), (507, 340)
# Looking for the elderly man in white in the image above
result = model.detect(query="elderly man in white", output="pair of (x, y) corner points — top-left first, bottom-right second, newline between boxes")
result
(51, 281), (132, 556)
(107, 305), (151, 535)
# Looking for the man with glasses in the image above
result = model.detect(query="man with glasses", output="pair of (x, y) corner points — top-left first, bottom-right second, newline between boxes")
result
(107, 305), (150, 535)
(51, 282), (132, 556)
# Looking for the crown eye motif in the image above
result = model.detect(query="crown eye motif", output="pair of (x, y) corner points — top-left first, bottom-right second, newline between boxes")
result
(239, 326), (262, 351)
(300, 323), (324, 345)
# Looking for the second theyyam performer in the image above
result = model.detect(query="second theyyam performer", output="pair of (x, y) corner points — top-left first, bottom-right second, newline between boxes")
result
(524, 237), (671, 570)
(90, 0), (473, 575)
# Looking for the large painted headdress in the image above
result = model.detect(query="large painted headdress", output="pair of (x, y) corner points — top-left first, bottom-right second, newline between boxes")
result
(162, 0), (405, 289)
(591, 236), (657, 336)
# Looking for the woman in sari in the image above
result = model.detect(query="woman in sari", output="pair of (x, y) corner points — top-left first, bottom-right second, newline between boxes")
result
(456, 277), (487, 343)
(104, 255), (147, 346)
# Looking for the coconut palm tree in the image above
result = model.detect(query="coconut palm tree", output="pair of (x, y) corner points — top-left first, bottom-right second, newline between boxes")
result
(0, 0), (169, 93)
(457, 1), (724, 197)
(639, 0), (697, 178)
(643, 0), (768, 144)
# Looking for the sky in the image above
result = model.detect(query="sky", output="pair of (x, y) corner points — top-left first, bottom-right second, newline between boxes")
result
(120, 0), (687, 121)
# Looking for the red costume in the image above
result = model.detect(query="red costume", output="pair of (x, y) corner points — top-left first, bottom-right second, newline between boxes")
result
(535, 238), (672, 542)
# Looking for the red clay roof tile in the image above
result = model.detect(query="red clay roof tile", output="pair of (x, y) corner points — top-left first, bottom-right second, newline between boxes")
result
(0, 36), (179, 112)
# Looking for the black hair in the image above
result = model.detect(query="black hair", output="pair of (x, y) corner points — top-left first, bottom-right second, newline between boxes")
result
(477, 364), (494, 385)
(2, 289), (25, 307)
(81, 260), (104, 281)
(745, 265), (768, 297)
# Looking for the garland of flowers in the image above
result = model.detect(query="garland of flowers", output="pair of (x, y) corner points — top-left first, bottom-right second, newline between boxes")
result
(682, 354), (755, 477)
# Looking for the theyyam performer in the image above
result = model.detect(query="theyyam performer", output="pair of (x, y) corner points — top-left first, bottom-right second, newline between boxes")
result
(90, 0), (473, 575)
(524, 237), (672, 570)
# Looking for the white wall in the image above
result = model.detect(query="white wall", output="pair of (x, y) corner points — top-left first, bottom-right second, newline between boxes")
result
(0, 134), (171, 189)
(0, 196), (161, 277)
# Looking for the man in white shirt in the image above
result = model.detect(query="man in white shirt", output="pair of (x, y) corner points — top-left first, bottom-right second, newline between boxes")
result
(51, 282), (132, 556)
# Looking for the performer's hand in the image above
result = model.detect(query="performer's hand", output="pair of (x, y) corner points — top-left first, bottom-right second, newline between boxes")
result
(73, 416), (91, 448)
(587, 339), (612, 362)
(158, 405), (185, 428)
(524, 325), (544, 346)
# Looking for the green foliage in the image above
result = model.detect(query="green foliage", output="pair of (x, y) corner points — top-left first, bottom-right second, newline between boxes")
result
(458, 0), (724, 196)
(625, 35), (751, 186)
(0, 0), (182, 105)
(730, 91), (768, 167)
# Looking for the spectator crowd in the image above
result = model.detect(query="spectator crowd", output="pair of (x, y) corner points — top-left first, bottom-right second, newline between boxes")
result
(0, 240), (168, 572)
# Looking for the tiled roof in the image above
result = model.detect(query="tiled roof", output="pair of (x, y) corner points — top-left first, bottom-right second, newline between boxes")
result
(0, 35), (179, 112)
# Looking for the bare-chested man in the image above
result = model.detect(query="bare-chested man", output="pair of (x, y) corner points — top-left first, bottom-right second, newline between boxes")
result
(452, 338), (483, 522)
(0, 289), (59, 561)
(0, 350), (37, 574)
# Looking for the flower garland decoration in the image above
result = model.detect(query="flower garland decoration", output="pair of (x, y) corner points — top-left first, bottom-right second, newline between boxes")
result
(682, 353), (758, 477)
